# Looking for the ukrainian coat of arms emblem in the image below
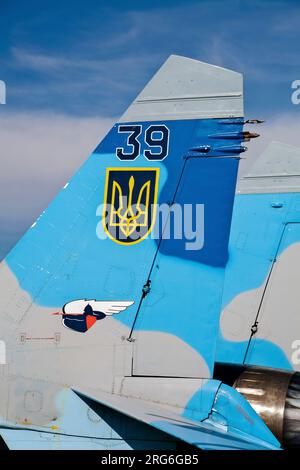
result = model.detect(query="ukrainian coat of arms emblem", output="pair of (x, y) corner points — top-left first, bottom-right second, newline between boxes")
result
(103, 168), (159, 245)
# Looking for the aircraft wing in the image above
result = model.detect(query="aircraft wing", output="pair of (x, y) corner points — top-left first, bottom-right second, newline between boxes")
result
(74, 381), (280, 450)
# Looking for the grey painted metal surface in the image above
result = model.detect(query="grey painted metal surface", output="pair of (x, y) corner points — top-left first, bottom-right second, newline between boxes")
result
(120, 55), (243, 122)
(238, 141), (300, 194)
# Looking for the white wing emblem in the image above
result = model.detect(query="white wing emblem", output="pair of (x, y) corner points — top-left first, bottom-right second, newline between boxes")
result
(54, 299), (135, 333)
(63, 299), (134, 315)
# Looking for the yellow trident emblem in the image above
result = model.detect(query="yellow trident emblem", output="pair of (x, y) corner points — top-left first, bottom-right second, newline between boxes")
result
(111, 175), (151, 238)
(103, 168), (159, 245)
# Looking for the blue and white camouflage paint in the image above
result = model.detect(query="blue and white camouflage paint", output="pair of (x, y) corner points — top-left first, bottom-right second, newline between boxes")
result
(218, 141), (300, 370)
(0, 56), (282, 450)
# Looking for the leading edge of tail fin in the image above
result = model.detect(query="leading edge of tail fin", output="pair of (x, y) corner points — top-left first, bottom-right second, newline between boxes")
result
(0, 55), (246, 433)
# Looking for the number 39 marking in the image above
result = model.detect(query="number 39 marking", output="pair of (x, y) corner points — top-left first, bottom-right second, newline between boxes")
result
(116, 124), (170, 161)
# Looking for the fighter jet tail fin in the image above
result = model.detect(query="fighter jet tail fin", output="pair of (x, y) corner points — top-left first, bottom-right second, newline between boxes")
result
(0, 57), (250, 439)
(218, 142), (300, 370)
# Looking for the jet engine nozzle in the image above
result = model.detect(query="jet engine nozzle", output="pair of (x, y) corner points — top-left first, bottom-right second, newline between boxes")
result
(214, 363), (300, 448)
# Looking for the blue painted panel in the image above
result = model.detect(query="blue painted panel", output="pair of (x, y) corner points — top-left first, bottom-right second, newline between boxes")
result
(6, 118), (241, 370)
(134, 157), (239, 375)
(216, 192), (300, 369)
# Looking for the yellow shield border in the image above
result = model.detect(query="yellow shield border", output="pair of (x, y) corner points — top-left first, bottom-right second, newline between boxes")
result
(102, 167), (160, 246)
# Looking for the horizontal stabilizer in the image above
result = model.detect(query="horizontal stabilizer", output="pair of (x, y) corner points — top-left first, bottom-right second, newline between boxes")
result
(73, 384), (280, 450)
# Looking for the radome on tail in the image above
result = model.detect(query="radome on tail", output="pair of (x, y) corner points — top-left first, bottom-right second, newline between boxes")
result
(0, 55), (291, 450)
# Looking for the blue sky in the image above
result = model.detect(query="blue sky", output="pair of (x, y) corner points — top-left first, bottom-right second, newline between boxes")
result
(1, 0), (300, 118)
(0, 0), (300, 258)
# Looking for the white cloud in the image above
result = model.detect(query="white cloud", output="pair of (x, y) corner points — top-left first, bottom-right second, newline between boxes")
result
(9, 47), (158, 114)
(0, 112), (113, 257)
(12, 48), (74, 72)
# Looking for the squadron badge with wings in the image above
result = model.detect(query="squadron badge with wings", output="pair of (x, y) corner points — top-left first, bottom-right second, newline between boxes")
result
(52, 299), (134, 333)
